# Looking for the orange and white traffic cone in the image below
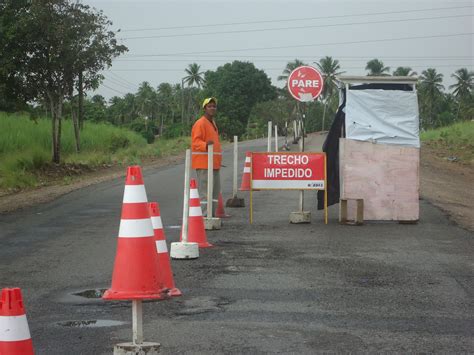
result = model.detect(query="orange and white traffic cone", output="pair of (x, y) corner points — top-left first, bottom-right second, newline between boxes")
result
(215, 192), (230, 218)
(181, 179), (213, 248)
(148, 202), (182, 297)
(103, 166), (167, 301)
(0, 288), (34, 355)
(239, 151), (252, 191)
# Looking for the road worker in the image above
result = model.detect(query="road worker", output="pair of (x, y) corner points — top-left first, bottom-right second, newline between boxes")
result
(191, 97), (222, 216)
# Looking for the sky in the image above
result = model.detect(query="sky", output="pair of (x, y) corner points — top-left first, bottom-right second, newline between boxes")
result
(85, 0), (473, 100)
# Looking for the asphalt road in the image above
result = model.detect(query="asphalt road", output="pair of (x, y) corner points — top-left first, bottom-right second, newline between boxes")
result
(0, 134), (473, 354)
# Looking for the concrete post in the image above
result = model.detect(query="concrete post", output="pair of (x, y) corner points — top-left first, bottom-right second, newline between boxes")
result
(204, 144), (221, 230)
(170, 149), (199, 259)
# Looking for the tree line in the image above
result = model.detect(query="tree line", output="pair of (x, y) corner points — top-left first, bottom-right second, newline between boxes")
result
(1, 1), (472, 164)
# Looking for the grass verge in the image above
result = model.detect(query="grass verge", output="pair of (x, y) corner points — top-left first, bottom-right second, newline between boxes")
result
(421, 121), (474, 164)
(0, 112), (189, 192)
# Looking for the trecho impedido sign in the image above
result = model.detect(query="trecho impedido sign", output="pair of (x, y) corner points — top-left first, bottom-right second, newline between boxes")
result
(249, 152), (328, 224)
(287, 65), (324, 102)
(251, 152), (326, 189)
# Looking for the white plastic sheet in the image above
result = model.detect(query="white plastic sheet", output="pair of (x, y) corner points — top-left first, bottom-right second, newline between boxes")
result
(345, 89), (420, 147)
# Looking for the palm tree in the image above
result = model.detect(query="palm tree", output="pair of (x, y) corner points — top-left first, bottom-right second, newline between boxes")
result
(315, 56), (344, 130)
(136, 81), (156, 120)
(365, 59), (390, 76)
(156, 82), (173, 135)
(183, 63), (205, 123)
(393, 67), (417, 77)
(419, 68), (444, 127)
(183, 63), (205, 88)
(278, 59), (307, 85)
(449, 68), (473, 120)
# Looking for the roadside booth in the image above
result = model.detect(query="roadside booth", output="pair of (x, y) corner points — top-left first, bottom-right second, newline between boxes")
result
(318, 76), (420, 223)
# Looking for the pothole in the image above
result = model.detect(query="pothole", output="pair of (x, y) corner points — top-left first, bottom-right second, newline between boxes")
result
(174, 296), (231, 316)
(57, 319), (125, 328)
(73, 289), (106, 298)
(225, 265), (265, 273)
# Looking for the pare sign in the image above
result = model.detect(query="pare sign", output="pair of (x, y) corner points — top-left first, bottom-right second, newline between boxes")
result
(251, 152), (326, 190)
(287, 66), (324, 102)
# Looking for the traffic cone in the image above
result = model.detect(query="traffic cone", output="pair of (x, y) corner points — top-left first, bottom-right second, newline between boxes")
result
(0, 288), (34, 355)
(103, 166), (167, 301)
(180, 179), (213, 248)
(148, 202), (182, 297)
(215, 192), (230, 218)
(239, 151), (252, 191)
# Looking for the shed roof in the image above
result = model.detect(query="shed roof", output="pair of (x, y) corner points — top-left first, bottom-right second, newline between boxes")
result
(336, 76), (418, 85)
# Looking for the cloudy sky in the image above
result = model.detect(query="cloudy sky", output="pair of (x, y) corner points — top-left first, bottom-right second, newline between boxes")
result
(85, 0), (473, 100)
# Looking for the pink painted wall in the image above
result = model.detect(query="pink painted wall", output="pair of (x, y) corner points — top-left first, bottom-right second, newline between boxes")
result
(340, 138), (419, 221)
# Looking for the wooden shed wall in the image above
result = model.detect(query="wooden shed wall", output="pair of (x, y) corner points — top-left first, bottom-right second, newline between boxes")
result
(339, 138), (419, 221)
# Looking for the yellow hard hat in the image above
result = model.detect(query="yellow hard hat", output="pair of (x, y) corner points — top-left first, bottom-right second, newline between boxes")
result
(202, 97), (217, 108)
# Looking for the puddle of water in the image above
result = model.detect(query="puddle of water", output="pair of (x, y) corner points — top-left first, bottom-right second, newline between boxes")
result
(166, 225), (181, 229)
(57, 319), (125, 328)
(73, 289), (106, 298)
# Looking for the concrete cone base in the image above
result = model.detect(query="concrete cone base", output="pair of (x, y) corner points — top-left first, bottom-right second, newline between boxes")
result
(289, 211), (311, 224)
(114, 342), (160, 354)
(204, 217), (221, 230)
(226, 196), (245, 208)
(170, 242), (199, 259)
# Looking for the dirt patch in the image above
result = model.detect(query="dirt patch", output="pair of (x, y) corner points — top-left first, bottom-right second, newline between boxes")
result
(420, 144), (474, 231)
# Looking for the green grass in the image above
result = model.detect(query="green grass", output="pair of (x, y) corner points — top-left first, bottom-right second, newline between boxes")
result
(421, 121), (474, 163)
(0, 112), (190, 191)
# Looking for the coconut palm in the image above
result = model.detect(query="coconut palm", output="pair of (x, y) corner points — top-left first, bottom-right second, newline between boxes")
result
(449, 68), (473, 120)
(315, 56), (344, 130)
(392, 67), (417, 77)
(365, 59), (390, 76)
(136, 81), (157, 120)
(419, 68), (444, 127)
(182, 63), (205, 123)
(277, 59), (307, 84)
(183, 63), (205, 88)
(450, 68), (473, 99)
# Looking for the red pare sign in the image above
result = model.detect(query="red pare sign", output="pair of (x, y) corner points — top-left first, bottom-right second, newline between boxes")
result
(251, 152), (326, 190)
(287, 66), (324, 102)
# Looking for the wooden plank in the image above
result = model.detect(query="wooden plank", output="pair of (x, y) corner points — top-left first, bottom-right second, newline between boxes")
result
(339, 138), (419, 221)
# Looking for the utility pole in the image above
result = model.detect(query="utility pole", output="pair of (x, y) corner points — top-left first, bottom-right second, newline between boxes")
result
(181, 78), (185, 124)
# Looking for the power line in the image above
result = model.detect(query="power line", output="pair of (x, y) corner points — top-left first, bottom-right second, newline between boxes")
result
(119, 14), (472, 40)
(109, 64), (473, 72)
(121, 32), (474, 57)
(103, 75), (137, 91)
(119, 5), (473, 32)
(115, 57), (473, 63)
(100, 83), (128, 95)
(107, 71), (139, 89)
(121, 54), (473, 59)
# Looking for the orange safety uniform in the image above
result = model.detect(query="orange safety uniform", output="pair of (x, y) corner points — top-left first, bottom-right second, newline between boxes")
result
(191, 116), (222, 170)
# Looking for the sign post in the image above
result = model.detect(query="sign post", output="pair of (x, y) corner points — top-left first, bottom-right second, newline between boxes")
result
(287, 66), (324, 223)
(267, 121), (272, 152)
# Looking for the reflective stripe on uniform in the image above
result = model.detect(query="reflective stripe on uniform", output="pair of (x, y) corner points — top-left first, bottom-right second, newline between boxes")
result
(192, 152), (222, 155)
